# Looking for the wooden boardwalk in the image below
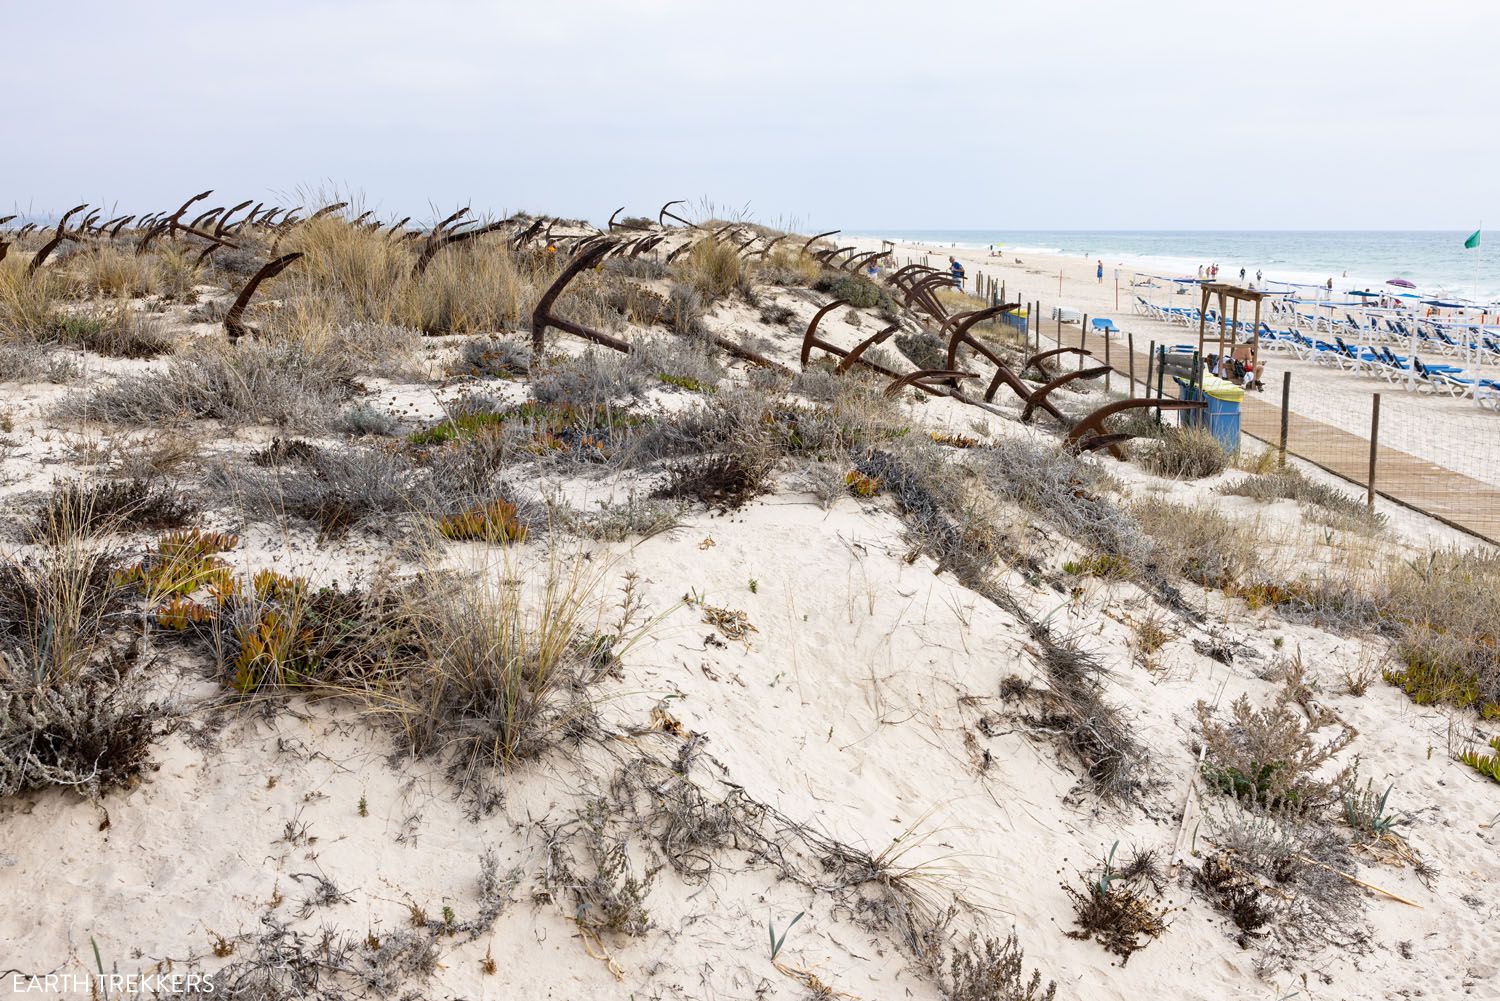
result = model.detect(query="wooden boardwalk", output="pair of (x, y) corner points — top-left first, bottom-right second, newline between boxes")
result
(1054, 320), (1500, 544)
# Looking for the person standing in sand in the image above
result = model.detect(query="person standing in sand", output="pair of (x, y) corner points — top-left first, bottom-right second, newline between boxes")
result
(1096, 259), (1103, 284)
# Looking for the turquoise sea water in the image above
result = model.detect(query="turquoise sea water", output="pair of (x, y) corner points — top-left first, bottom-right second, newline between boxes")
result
(848, 230), (1499, 305)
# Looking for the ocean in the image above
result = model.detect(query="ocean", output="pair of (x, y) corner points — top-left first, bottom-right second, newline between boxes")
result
(847, 230), (1498, 305)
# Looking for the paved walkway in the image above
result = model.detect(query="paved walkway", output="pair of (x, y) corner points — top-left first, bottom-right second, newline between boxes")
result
(1050, 318), (1500, 544)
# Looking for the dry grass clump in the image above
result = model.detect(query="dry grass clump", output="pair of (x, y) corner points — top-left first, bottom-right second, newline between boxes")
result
(1221, 467), (1384, 531)
(1194, 681), (1356, 814)
(213, 444), (417, 538)
(540, 798), (658, 938)
(1019, 627), (1147, 801)
(1371, 548), (1500, 716)
(1063, 843), (1168, 962)
(674, 238), (748, 301)
(454, 334), (530, 379)
(856, 444), (1029, 581)
(1, 264), (173, 358)
(664, 283), (707, 338)
(653, 451), (773, 512)
(1139, 424), (1229, 479)
(337, 402), (401, 437)
(0, 262), (67, 338)
(214, 850), (515, 999)
(59, 308), (177, 358)
(73, 246), (155, 298)
(0, 543), (175, 798)
(1131, 497), (1261, 591)
(756, 246), (823, 287)
(30, 477), (196, 542)
(551, 492), (681, 543)
(270, 217), (619, 336)
(139, 535), (596, 760)
(976, 439), (1144, 567)
(1195, 806), (1370, 969)
(946, 933), (1056, 1001)
(530, 349), (651, 407)
(151, 246), (205, 302)
(378, 557), (609, 810)
(56, 338), (362, 429)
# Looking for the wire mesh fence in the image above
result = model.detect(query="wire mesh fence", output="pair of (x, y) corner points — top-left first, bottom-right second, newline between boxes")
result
(1095, 316), (1500, 544)
(886, 254), (1499, 543)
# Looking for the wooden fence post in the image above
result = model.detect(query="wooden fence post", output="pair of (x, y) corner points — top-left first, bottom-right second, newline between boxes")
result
(1127, 332), (1136, 395)
(1079, 315), (1088, 371)
(1103, 325), (1112, 393)
(1279, 371), (1291, 467)
(1367, 393), (1381, 509)
(1155, 346), (1166, 422)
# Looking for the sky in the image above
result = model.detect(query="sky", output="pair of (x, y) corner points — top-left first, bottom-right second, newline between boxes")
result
(5, 0), (1498, 231)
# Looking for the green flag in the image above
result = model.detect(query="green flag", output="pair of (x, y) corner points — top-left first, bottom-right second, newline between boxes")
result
(1464, 229), (1481, 250)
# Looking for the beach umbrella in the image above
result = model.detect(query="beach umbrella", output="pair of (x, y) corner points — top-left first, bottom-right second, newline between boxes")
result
(1422, 300), (1467, 308)
(1348, 290), (1379, 297)
(1386, 278), (1417, 288)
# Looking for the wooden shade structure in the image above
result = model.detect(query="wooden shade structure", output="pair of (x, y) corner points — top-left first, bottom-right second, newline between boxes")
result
(1196, 282), (1268, 373)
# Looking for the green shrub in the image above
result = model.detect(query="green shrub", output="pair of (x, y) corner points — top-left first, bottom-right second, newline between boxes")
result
(814, 273), (885, 309)
(1459, 737), (1500, 783)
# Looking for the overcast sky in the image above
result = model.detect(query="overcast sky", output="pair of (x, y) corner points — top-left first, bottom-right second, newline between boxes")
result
(5, 0), (1497, 230)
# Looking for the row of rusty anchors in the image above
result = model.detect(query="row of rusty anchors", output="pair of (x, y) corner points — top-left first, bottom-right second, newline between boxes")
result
(804, 292), (1205, 455)
(885, 264), (955, 324)
(937, 303), (1206, 455)
(528, 238), (791, 374)
(938, 307), (1104, 423)
(800, 299), (1009, 411)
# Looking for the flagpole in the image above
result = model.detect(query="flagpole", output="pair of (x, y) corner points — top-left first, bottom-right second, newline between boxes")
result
(1476, 222), (1484, 408)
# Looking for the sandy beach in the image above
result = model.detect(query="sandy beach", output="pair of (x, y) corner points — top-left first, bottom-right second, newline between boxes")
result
(856, 237), (1500, 495)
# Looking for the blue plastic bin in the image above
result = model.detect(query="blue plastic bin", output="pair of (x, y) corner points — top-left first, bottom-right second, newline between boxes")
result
(1174, 376), (1242, 452)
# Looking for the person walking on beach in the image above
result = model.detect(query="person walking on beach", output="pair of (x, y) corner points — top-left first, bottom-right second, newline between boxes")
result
(948, 256), (965, 290)
(1239, 267), (1246, 283)
(1256, 269), (1262, 287)
(1197, 265), (1204, 280)
(1096, 259), (1104, 284)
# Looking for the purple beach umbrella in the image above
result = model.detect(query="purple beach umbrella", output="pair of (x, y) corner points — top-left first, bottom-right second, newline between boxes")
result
(1386, 278), (1417, 288)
